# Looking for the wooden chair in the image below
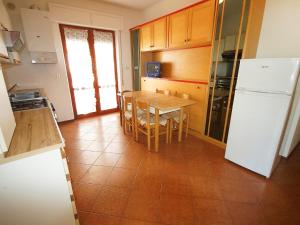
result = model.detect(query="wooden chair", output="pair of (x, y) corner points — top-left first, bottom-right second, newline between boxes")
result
(134, 100), (170, 150)
(156, 88), (171, 96)
(122, 96), (134, 134)
(169, 92), (191, 143)
(120, 90), (131, 127)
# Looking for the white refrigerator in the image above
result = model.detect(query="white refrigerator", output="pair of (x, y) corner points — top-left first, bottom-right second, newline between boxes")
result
(225, 58), (300, 178)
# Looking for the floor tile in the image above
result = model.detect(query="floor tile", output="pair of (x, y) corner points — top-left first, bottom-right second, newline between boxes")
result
(94, 153), (121, 167)
(123, 190), (160, 223)
(226, 201), (270, 225)
(86, 140), (110, 152)
(106, 168), (136, 188)
(80, 166), (113, 184)
(59, 113), (300, 225)
(219, 178), (265, 204)
(193, 198), (232, 225)
(83, 213), (121, 225)
(68, 163), (91, 182)
(120, 218), (161, 225)
(159, 194), (195, 225)
(190, 176), (223, 200)
(92, 186), (130, 216)
(72, 182), (102, 211)
(105, 142), (129, 154)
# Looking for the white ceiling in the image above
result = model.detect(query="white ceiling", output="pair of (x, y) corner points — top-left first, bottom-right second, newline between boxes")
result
(93, 0), (161, 10)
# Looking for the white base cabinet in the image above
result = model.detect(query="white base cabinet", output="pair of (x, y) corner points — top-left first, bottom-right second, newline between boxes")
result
(0, 149), (77, 225)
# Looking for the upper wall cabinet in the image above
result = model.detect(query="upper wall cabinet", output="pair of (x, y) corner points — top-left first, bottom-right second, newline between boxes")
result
(188, 1), (214, 46)
(168, 9), (189, 48)
(140, 17), (167, 52)
(169, 0), (215, 49)
(140, 23), (152, 52)
(21, 8), (56, 53)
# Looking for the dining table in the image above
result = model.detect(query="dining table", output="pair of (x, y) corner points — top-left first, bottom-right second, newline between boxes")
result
(123, 91), (197, 152)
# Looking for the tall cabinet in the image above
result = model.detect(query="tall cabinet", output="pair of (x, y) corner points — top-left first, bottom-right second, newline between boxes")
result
(137, 0), (216, 136)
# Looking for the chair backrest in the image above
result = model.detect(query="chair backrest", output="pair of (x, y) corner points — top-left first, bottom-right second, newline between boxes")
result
(175, 91), (191, 100)
(123, 96), (132, 112)
(135, 100), (150, 125)
(156, 88), (171, 96)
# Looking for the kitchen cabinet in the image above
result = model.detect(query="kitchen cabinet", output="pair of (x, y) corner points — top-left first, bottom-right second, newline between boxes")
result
(168, 10), (189, 48)
(0, 67), (15, 154)
(140, 17), (167, 51)
(152, 18), (167, 50)
(0, 149), (77, 225)
(188, 1), (214, 46)
(168, 0), (214, 49)
(21, 8), (56, 53)
(140, 23), (152, 51)
(0, 107), (79, 225)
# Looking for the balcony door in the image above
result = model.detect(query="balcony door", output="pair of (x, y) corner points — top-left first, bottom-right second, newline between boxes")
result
(60, 24), (119, 118)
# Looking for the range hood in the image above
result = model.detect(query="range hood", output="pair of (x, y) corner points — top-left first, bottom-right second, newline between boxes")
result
(222, 49), (243, 60)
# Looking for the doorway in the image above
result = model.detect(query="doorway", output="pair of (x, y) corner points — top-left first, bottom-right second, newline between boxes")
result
(60, 24), (119, 118)
(130, 29), (140, 91)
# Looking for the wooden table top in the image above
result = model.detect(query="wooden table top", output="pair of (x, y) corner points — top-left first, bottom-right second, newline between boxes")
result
(2, 107), (64, 163)
(123, 91), (197, 110)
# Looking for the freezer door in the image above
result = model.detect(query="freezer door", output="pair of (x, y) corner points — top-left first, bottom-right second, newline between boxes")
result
(225, 90), (291, 177)
(237, 58), (300, 95)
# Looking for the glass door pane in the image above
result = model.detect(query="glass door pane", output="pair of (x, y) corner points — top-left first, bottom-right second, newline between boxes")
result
(64, 27), (97, 116)
(205, 0), (250, 142)
(93, 30), (118, 111)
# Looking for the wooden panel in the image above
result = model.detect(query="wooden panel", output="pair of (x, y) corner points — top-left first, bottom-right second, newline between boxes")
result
(140, 23), (153, 51)
(141, 77), (208, 134)
(188, 0), (214, 46)
(6, 108), (64, 158)
(152, 46), (211, 81)
(242, 0), (266, 58)
(152, 17), (167, 50)
(168, 9), (189, 48)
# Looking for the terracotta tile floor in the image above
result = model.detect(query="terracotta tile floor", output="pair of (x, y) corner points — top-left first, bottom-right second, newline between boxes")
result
(59, 113), (300, 225)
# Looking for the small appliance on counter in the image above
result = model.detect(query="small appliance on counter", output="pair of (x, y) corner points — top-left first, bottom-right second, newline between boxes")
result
(146, 61), (161, 78)
(9, 89), (48, 111)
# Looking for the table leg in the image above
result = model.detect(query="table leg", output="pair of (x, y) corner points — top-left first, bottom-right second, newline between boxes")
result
(178, 108), (184, 142)
(155, 108), (159, 152)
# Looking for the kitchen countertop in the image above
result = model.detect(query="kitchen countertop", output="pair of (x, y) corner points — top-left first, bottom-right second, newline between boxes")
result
(0, 107), (64, 164)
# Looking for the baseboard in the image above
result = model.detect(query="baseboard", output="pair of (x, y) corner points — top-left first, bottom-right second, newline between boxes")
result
(189, 129), (226, 149)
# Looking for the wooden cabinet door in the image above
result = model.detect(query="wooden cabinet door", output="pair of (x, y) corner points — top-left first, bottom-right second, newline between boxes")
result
(168, 9), (189, 48)
(188, 1), (214, 46)
(140, 24), (153, 51)
(152, 17), (167, 50)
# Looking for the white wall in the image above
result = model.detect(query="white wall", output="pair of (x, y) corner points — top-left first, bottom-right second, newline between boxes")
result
(256, 0), (300, 156)
(0, 0), (11, 29)
(256, 0), (300, 58)
(142, 0), (200, 22)
(2, 0), (143, 122)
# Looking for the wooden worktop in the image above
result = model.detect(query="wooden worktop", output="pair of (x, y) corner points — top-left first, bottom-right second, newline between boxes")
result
(1, 107), (64, 163)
